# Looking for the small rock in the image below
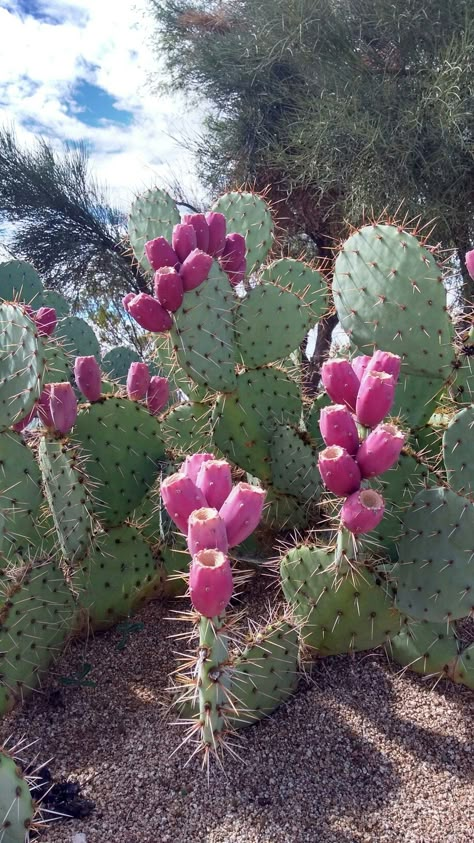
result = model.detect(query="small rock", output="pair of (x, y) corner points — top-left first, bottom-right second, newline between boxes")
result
(72, 835), (87, 843)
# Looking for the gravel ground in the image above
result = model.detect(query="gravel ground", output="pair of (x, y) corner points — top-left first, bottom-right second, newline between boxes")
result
(1, 584), (473, 843)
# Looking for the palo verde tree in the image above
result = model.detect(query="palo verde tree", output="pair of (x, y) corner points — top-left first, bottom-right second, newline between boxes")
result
(148, 0), (474, 373)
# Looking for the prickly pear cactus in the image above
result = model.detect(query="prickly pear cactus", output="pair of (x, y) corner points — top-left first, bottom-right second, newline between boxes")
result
(0, 303), (45, 430)
(128, 186), (180, 272)
(0, 260), (43, 305)
(211, 190), (274, 273)
(0, 746), (37, 843)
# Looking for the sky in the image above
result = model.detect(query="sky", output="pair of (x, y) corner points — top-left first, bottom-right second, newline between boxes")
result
(0, 0), (207, 210)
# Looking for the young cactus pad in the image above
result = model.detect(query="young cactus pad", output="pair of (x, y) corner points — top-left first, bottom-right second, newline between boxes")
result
(128, 187), (180, 272)
(211, 191), (274, 274)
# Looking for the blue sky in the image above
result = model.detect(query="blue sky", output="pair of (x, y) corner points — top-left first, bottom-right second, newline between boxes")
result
(0, 0), (206, 208)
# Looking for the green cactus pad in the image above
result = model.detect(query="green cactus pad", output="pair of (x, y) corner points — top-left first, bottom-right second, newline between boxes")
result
(170, 261), (237, 393)
(260, 257), (328, 320)
(0, 431), (42, 558)
(57, 315), (100, 361)
(161, 401), (213, 454)
(72, 396), (166, 526)
(73, 525), (164, 633)
(211, 191), (274, 274)
(234, 283), (311, 368)
(229, 619), (299, 725)
(102, 346), (141, 385)
(38, 436), (95, 562)
(450, 353), (474, 406)
(39, 289), (70, 318)
(333, 224), (453, 380)
(0, 561), (75, 715)
(41, 336), (72, 385)
(392, 371), (445, 429)
(452, 642), (474, 690)
(388, 620), (459, 678)
(304, 392), (331, 449)
(261, 486), (311, 532)
(270, 425), (321, 503)
(281, 545), (401, 654)
(0, 748), (36, 843)
(212, 367), (301, 481)
(128, 187), (180, 273)
(395, 487), (474, 622)
(0, 304), (45, 431)
(443, 406), (473, 496)
(0, 260), (43, 306)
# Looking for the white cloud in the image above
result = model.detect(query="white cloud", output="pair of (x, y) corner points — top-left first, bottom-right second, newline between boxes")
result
(0, 0), (208, 209)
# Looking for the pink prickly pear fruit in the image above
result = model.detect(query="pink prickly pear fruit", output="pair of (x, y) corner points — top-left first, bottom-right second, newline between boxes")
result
(351, 355), (371, 381)
(34, 306), (57, 337)
(154, 267), (184, 313)
(126, 361), (150, 401)
(227, 258), (247, 287)
(12, 405), (37, 432)
(219, 233), (246, 273)
(341, 488), (385, 535)
(37, 385), (53, 427)
(219, 482), (266, 547)
(74, 356), (102, 402)
(161, 472), (208, 534)
(465, 249), (474, 280)
(183, 452), (215, 484)
(49, 382), (77, 435)
(179, 249), (213, 291)
(196, 459), (233, 511)
(172, 223), (197, 262)
(356, 423), (405, 478)
(366, 350), (401, 383)
(122, 292), (136, 312)
(318, 445), (361, 496)
(127, 293), (173, 332)
(205, 212), (227, 257)
(355, 370), (396, 428)
(146, 376), (169, 416)
(321, 358), (360, 413)
(144, 237), (179, 271)
(182, 213), (210, 252)
(319, 404), (359, 456)
(187, 507), (229, 556)
(189, 549), (233, 618)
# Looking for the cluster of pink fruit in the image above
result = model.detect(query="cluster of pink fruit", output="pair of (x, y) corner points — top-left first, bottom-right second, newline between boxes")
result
(161, 453), (266, 618)
(123, 212), (247, 333)
(318, 350), (406, 535)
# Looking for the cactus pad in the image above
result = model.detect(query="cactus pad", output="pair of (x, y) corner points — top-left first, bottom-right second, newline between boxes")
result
(270, 425), (321, 502)
(0, 748), (36, 843)
(281, 545), (401, 654)
(0, 431), (42, 558)
(57, 315), (100, 361)
(161, 401), (213, 454)
(128, 187), (180, 272)
(102, 346), (141, 384)
(39, 288), (70, 318)
(395, 487), (474, 622)
(261, 257), (327, 319)
(443, 406), (473, 496)
(211, 191), (274, 273)
(0, 260), (43, 306)
(0, 304), (45, 430)
(388, 620), (459, 678)
(452, 642), (474, 690)
(212, 367), (301, 481)
(170, 261), (237, 393)
(234, 283), (310, 367)
(72, 397), (166, 526)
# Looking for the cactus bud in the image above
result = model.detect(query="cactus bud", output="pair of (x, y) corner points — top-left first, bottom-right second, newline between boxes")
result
(321, 358), (360, 412)
(182, 213), (210, 252)
(366, 350), (401, 383)
(49, 382), (77, 434)
(144, 237), (179, 271)
(187, 507), (229, 556)
(183, 452), (215, 484)
(161, 472), (207, 534)
(205, 212), (227, 257)
(356, 423), (405, 478)
(74, 355), (102, 402)
(154, 267), (184, 312)
(189, 549), (233, 617)
(196, 459), (233, 511)
(318, 445), (361, 496)
(465, 249), (474, 280)
(122, 292), (135, 312)
(219, 482), (266, 547)
(37, 385), (53, 427)
(172, 223), (197, 262)
(355, 370), (396, 428)
(126, 361), (150, 401)
(319, 404), (359, 455)
(179, 249), (213, 291)
(146, 376), (169, 415)
(351, 355), (371, 381)
(227, 258), (247, 287)
(340, 488), (385, 534)
(34, 306), (57, 337)
(219, 233), (246, 273)
(127, 293), (173, 332)
(12, 405), (37, 432)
